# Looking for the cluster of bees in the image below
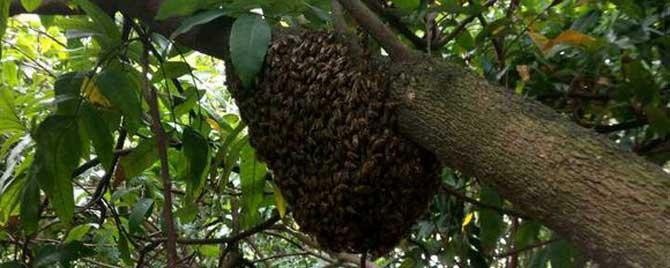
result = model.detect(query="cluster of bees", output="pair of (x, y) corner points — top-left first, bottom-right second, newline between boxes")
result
(233, 31), (440, 255)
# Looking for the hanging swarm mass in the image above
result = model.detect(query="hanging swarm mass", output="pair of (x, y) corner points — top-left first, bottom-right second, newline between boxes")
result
(233, 31), (441, 255)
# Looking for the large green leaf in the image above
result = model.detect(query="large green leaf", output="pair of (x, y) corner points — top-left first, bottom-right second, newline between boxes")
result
(95, 69), (142, 131)
(229, 14), (271, 88)
(32, 115), (82, 225)
(79, 103), (114, 170)
(129, 198), (153, 234)
(181, 127), (209, 197)
(119, 138), (158, 178)
(239, 143), (267, 228)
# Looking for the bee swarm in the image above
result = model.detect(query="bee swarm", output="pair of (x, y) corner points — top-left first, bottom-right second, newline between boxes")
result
(233, 31), (440, 255)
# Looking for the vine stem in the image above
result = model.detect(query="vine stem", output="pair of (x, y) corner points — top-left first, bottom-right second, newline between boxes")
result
(141, 30), (179, 266)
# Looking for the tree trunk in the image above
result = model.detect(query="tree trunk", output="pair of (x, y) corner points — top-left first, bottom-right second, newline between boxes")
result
(12, 1), (670, 266)
(388, 58), (670, 267)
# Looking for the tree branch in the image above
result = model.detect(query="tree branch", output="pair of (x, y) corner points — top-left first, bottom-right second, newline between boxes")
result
(141, 29), (179, 266)
(337, 0), (414, 61)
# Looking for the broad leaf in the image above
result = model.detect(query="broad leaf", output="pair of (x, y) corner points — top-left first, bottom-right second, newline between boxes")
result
(64, 224), (92, 243)
(129, 198), (153, 234)
(79, 103), (114, 170)
(32, 115), (82, 225)
(95, 69), (142, 131)
(181, 127), (209, 197)
(229, 14), (271, 88)
(0, 0), (10, 58)
(0, 89), (24, 133)
(20, 175), (39, 233)
(156, 0), (219, 20)
(478, 186), (504, 252)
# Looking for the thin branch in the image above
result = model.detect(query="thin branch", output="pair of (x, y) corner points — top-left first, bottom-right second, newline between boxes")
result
(362, 0), (426, 50)
(437, 0), (497, 47)
(141, 30), (179, 267)
(337, 0), (414, 61)
(494, 238), (558, 259)
(441, 185), (531, 220)
(595, 120), (648, 134)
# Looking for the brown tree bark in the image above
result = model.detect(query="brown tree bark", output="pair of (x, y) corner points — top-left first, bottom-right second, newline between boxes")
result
(10, 1), (670, 267)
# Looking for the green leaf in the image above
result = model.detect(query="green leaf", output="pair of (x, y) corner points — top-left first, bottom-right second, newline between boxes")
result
(182, 127), (210, 197)
(71, 0), (121, 45)
(229, 14), (271, 88)
(153, 61), (191, 83)
(0, 261), (23, 268)
(478, 186), (504, 252)
(0, 89), (24, 133)
(156, 0), (218, 20)
(119, 138), (158, 178)
(515, 220), (541, 249)
(54, 72), (84, 116)
(95, 69), (142, 132)
(32, 116), (82, 225)
(79, 103), (114, 170)
(392, 0), (420, 11)
(20, 176), (39, 233)
(0, 176), (24, 225)
(239, 143), (267, 228)
(0, 0), (11, 59)
(20, 0), (42, 12)
(549, 238), (578, 268)
(129, 198), (153, 234)
(64, 224), (92, 243)
(171, 9), (228, 39)
(118, 232), (132, 264)
(33, 241), (95, 268)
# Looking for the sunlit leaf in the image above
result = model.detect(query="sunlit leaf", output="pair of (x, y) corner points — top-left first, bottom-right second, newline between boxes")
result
(240, 143), (267, 228)
(271, 182), (287, 218)
(462, 212), (474, 232)
(20, 0), (42, 12)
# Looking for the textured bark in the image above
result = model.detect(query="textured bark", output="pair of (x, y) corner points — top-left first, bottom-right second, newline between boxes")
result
(11, 1), (670, 266)
(389, 58), (670, 267)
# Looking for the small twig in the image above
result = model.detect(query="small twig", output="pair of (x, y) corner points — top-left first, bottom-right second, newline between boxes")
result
(140, 29), (179, 266)
(437, 0), (497, 47)
(337, 0), (414, 61)
(441, 185), (531, 219)
(494, 238), (558, 259)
